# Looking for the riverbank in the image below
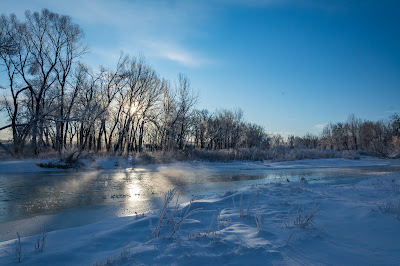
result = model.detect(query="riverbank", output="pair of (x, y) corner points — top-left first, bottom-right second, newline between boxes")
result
(0, 147), (365, 171)
(0, 155), (396, 175)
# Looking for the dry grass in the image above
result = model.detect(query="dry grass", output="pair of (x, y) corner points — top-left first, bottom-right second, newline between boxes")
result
(255, 212), (263, 232)
(4, 232), (22, 262)
(131, 147), (360, 165)
(92, 245), (131, 265)
(239, 194), (255, 218)
(34, 224), (47, 251)
(150, 188), (178, 238)
(189, 208), (231, 240)
(150, 188), (202, 242)
(283, 203), (319, 228)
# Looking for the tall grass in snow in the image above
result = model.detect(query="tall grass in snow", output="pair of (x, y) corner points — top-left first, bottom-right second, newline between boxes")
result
(150, 188), (202, 241)
(5, 232), (22, 262)
(133, 148), (360, 165)
(150, 188), (178, 238)
(283, 204), (319, 228)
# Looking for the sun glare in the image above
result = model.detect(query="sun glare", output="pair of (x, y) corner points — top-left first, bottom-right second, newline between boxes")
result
(128, 182), (141, 201)
(130, 105), (137, 114)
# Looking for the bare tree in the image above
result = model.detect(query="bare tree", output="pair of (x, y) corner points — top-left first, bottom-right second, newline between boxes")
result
(0, 9), (85, 155)
(176, 74), (197, 150)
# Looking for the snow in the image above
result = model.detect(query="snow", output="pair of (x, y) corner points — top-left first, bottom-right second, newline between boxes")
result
(1, 158), (400, 264)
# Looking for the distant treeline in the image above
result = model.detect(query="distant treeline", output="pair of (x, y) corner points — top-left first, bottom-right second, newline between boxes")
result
(282, 114), (400, 157)
(0, 10), (398, 159)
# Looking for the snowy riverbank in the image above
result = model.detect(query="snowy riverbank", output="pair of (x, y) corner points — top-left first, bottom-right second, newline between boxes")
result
(0, 156), (398, 174)
(1, 158), (400, 264)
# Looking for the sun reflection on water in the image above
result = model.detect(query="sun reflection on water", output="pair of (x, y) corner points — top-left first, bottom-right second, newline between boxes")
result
(128, 181), (142, 200)
(126, 171), (142, 200)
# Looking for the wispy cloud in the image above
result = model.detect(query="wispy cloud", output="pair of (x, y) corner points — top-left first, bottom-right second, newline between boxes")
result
(313, 123), (327, 129)
(1, 0), (346, 69)
(143, 41), (212, 67)
(2, 0), (215, 68)
(213, 0), (349, 11)
(214, 0), (286, 8)
(384, 109), (400, 114)
(267, 131), (295, 137)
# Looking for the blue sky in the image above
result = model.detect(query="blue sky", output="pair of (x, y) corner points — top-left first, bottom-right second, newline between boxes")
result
(2, 0), (400, 136)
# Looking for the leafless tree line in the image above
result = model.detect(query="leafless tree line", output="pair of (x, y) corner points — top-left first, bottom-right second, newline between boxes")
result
(191, 108), (269, 150)
(283, 114), (400, 157)
(318, 114), (400, 156)
(0, 9), (269, 158)
(1, 10), (398, 159)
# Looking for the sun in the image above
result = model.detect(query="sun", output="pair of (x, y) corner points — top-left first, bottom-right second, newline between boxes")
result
(130, 105), (137, 114)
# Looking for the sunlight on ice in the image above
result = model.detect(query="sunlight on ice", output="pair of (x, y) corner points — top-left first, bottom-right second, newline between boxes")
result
(128, 183), (141, 200)
(128, 172), (142, 200)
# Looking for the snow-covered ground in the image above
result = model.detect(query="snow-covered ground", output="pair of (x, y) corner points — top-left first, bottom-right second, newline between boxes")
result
(1, 157), (400, 264)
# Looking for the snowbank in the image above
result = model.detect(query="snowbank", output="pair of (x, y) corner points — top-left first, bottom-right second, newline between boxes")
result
(1, 172), (400, 265)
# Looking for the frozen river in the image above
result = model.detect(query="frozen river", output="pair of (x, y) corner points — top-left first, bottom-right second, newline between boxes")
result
(1, 159), (400, 241)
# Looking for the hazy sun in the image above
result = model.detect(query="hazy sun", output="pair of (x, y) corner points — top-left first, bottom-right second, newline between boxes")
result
(130, 105), (137, 114)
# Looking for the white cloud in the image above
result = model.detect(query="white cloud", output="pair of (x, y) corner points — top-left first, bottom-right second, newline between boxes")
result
(214, 0), (286, 7)
(143, 41), (212, 67)
(267, 131), (295, 137)
(1, 0), (342, 69)
(313, 123), (327, 129)
(384, 110), (400, 114)
(212, 0), (348, 11)
(1, 0), (215, 68)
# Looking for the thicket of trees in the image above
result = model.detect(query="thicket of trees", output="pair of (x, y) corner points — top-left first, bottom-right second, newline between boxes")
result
(319, 114), (400, 157)
(0, 10), (399, 159)
(283, 114), (400, 157)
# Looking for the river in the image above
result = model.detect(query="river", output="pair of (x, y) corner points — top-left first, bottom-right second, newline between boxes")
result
(1, 160), (400, 241)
